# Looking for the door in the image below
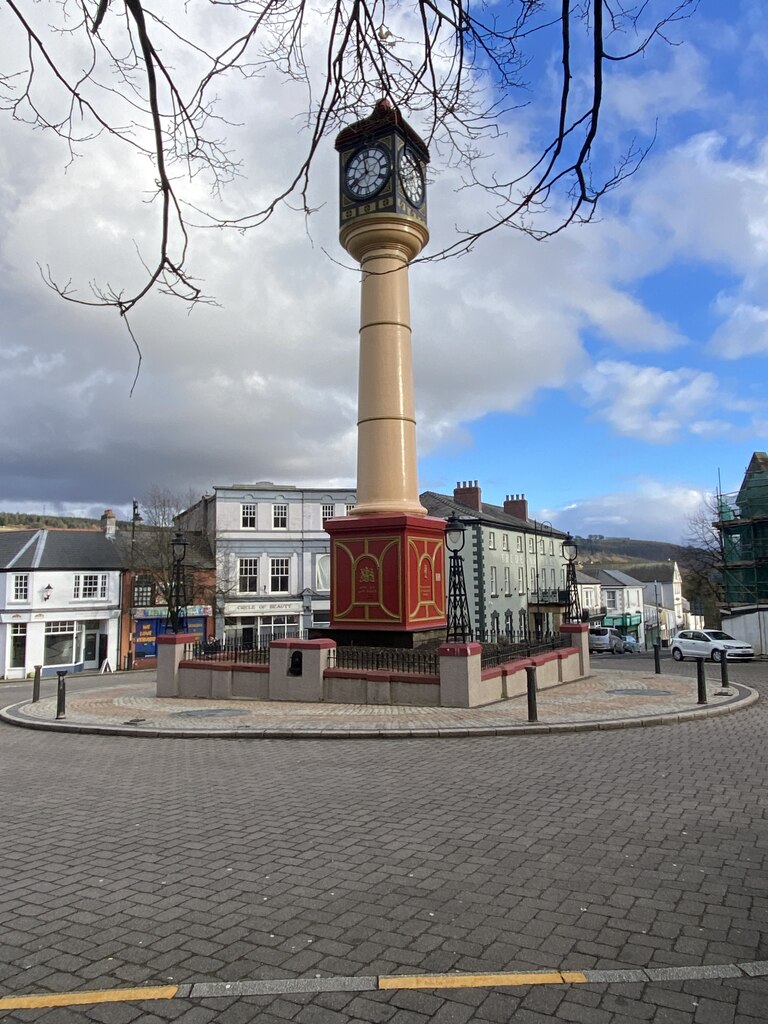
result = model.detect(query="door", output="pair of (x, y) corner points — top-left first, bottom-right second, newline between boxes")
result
(83, 630), (99, 669)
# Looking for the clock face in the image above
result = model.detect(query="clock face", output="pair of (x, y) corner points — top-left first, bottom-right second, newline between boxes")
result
(345, 146), (390, 199)
(399, 147), (425, 206)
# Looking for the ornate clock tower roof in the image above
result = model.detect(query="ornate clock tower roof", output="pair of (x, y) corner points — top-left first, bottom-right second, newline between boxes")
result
(335, 99), (430, 164)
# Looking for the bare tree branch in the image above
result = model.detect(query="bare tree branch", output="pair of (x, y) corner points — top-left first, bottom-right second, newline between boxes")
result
(2, 0), (701, 325)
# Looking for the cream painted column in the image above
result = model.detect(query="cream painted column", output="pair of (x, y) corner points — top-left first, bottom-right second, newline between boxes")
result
(340, 216), (429, 516)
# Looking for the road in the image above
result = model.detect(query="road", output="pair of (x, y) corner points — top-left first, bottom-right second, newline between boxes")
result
(0, 657), (766, 1022)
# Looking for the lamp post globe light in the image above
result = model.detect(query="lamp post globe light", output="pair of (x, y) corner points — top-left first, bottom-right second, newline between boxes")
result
(562, 533), (582, 624)
(167, 530), (188, 634)
(445, 514), (472, 643)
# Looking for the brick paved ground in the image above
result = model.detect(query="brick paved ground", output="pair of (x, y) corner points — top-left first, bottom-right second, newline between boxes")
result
(0, 668), (754, 737)
(0, 659), (766, 1021)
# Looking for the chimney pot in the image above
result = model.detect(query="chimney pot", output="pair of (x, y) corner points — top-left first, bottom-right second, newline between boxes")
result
(453, 480), (482, 512)
(101, 508), (117, 539)
(504, 494), (529, 521)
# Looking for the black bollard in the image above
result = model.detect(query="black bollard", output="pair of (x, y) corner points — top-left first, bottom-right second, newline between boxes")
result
(653, 642), (661, 675)
(715, 655), (731, 696)
(32, 665), (42, 703)
(56, 670), (67, 719)
(526, 665), (538, 723)
(696, 658), (707, 705)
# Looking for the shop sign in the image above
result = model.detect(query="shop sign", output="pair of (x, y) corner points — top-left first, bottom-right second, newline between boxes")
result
(225, 601), (302, 614)
(134, 605), (212, 619)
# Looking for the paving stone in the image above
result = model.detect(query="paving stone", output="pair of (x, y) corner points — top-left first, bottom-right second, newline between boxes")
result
(1, 663), (767, 1023)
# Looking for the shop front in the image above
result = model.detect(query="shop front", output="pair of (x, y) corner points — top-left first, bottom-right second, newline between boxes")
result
(223, 600), (304, 646)
(131, 605), (213, 664)
(2, 612), (120, 678)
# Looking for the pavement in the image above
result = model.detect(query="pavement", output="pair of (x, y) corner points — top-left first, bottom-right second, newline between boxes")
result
(0, 668), (758, 738)
(0, 661), (766, 1023)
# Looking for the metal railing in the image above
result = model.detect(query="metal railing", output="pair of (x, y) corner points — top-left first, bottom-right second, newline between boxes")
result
(479, 633), (569, 670)
(330, 646), (440, 675)
(186, 639), (271, 664)
(185, 632), (570, 673)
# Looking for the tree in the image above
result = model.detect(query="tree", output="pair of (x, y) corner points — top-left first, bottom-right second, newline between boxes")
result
(126, 486), (211, 615)
(5, 0), (699, 336)
(681, 494), (724, 627)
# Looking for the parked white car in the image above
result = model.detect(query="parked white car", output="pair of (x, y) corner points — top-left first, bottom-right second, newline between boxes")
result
(671, 629), (754, 663)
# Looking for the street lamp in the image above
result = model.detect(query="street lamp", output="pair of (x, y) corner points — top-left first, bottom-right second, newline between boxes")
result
(167, 530), (188, 634)
(562, 534), (581, 624)
(445, 515), (472, 643)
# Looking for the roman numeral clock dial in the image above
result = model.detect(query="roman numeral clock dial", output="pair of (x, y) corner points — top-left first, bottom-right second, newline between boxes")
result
(345, 146), (390, 199)
(399, 147), (424, 206)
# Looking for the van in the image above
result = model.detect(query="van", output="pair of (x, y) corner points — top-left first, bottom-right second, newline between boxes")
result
(589, 626), (623, 654)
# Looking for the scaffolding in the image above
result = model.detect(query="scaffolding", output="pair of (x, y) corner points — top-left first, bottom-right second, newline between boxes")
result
(715, 479), (768, 606)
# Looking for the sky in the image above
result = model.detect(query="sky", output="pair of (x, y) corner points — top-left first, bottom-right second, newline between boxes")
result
(0, 0), (766, 543)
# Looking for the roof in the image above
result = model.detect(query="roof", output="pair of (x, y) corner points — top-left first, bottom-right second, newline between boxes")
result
(420, 491), (568, 538)
(590, 568), (645, 588)
(0, 530), (123, 571)
(0, 527), (214, 573)
(577, 569), (602, 586)
(114, 528), (214, 571)
(335, 99), (430, 163)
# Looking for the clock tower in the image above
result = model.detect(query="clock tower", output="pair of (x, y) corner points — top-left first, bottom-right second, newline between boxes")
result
(325, 101), (447, 644)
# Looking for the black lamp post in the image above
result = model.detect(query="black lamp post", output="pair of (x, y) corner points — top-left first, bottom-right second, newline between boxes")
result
(167, 530), (188, 634)
(445, 515), (472, 643)
(562, 534), (581, 624)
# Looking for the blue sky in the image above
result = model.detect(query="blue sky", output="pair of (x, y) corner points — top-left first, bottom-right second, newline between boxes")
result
(0, 1), (766, 543)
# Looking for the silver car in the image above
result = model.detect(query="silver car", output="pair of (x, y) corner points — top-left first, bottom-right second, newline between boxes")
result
(671, 629), (754, 663)
(589, 626), (623, 654)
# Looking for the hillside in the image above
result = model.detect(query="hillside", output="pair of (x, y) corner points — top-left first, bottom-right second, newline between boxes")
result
(0, 512), (122, 531)
(576, 535), (692, 568)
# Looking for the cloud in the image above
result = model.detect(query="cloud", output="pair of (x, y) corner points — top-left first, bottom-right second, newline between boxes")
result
(0, 0), (766, 548)
(576, 360), (764, 442)
(540, 479), (710, 545)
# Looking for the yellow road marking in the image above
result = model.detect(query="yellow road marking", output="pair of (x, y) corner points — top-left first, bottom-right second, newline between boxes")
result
(379, 971), (588, 990)
(0, 985), (178, 1010)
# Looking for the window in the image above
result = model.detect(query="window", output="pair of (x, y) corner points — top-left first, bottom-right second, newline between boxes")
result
(272, 504), (288, 529)
(44, 621), (76, 665)
(322, 503), (335, 521)
(73, 574), (108, 599)
(238, 558), (259, 593)
(316, 554), (330, 591)
(270, 557), (290, 593)
(538, 538), (545, 555)
(502, 534), (509, 551)
(503, 566), (511, 595)
(11, 623), (26, 668)
(13, 573), (29, 601)
(528, 536), (535, 553)
(346, 504), (356, 516)
(550, 569), (556, 589)
(490, 566), (498, 596)
(606, 591), (617, 609)
(516, 535), (523, 552)
(133, 575), (154, 607)
(530, 567), (537, 592)
(241, 503), (257, 528)
(518, 567), (525, 593)
(549, 540), (555, 555)
(489, 531), (496, 550)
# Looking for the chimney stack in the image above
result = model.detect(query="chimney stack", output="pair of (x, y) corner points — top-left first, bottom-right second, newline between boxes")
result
(504, 493), (529, 521)
(453, 480), (482, 511)
(101, 508), (117, 539)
